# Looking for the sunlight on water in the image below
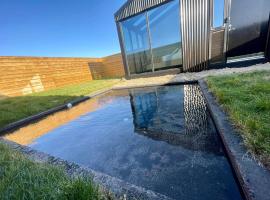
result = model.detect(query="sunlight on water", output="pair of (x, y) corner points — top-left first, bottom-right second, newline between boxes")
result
(5, 84), (243, 200)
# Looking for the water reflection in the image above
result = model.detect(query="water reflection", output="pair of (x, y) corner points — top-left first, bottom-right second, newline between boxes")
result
(4, 84), (242, 200)
(129, 85), (222, 154)
(4, 97), (111, 145)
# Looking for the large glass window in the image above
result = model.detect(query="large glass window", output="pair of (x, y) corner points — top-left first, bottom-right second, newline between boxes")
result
(148, 0), (182, 70)
(121, 13), (153, 74)
(120, 0), (182, 75)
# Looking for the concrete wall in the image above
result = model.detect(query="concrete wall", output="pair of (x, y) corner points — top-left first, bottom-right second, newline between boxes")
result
(0, 54), (124, 97)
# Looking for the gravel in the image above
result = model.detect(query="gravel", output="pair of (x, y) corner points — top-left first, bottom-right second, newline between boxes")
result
(113, 62), (270, 89)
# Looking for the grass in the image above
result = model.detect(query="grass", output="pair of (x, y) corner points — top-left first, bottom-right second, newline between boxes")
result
(207, 71), (270, 167)
(0, 79), (119, 128)
(0, 79), (120, 199)
(0, 142), (113, 200)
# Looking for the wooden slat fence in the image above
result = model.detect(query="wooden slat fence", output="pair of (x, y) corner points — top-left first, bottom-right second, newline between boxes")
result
(0, 54), (124, 97)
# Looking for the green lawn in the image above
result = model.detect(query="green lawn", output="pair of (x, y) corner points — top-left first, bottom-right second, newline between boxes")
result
(0, 79), (119, 128)
(0, 142), (113, 200)
(0, 79), (120, 199)
(207, 71), (270, 168)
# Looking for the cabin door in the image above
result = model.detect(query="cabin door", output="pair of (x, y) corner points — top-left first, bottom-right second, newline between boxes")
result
(226, 0), (268, 58)
(266, 14), (270, 60)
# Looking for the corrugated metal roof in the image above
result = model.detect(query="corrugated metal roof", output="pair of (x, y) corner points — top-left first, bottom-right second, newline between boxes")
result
(115, 0), (172, 22)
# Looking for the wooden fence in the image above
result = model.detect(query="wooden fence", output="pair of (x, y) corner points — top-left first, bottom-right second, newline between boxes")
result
(0, 54), (124, 97)
(89, 54), (125, 79)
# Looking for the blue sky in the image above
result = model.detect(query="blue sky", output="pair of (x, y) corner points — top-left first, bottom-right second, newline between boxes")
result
(0, 0), (126, 57)
(0, 0), (224, 58)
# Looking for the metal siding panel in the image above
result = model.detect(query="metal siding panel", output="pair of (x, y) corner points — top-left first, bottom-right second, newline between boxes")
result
(203, 0), (207, 70)
(187, 0), (191, 70)
(191, 0), (194, 71)
(202, 0), (205, 71)
(194, 0), (198, 68)
(180, 0), (187, 69)
(180, 0), (210, 72)
(198, 0), (202, 69)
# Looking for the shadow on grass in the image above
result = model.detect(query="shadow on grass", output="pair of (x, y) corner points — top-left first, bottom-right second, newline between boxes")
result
(210, 57), (268, 70)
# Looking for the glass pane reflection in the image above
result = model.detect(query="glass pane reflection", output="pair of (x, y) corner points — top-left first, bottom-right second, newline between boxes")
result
(121, 13), (153, 74)
(120, 0), (182, 75)
(213, 0), (225, 28)
(130, 85), (222, 153)
(148, 0), (182, 70)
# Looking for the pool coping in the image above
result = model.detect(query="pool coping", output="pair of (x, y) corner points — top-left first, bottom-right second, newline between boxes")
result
(198, 79), (270, 200)
(112, 80), (198, 90)
(1, 79), (270, 200)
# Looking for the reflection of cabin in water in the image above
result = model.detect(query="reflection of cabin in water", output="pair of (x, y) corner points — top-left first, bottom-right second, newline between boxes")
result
(129, 85), (223, 154)
(115, 0), (270, 78)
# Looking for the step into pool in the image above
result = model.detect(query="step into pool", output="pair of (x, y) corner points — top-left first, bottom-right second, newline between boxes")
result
(6, 84), (243, 200)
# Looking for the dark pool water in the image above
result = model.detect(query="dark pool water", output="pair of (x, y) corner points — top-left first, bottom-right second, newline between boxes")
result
(28, 85), (242, 200)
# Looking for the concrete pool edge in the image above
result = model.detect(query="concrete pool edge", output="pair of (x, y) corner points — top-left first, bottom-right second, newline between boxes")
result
(199, 79), (270, 200)
(0, 138), (172, 200)
(112, 80), (198, 90)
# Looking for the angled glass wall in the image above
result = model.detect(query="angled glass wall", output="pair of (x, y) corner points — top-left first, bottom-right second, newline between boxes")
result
(120, 0), (182, 75)
(148, 0), (182, 71)
(121, 13), (153, 74)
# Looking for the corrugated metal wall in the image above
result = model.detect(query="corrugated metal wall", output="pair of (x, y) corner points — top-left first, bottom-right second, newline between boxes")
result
(115, 0), (171, 22)
(180, 0), (211, 72)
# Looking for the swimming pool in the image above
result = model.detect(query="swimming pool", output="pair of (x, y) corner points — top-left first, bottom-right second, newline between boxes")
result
(6, 84), (243, 200)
